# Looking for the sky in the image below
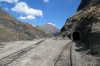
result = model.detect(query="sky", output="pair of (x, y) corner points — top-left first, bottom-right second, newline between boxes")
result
(0, 0), (81, 29)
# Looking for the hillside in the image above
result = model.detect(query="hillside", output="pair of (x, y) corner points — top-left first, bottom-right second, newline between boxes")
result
(36, 24), (60, 36)
(0, 8), (52, 42)
(60, 0), (100, 48)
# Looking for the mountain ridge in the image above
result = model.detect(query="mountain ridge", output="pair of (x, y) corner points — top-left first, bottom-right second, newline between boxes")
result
(36, 24), (60, 36)
(0, 8), (52, 42)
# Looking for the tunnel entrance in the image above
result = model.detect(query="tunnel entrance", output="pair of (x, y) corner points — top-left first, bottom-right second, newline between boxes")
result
(72, 32), (80, 40)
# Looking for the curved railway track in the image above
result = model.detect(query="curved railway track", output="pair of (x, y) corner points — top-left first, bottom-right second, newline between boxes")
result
(0, 40), (44, 66)
(54, 41), (73, 66)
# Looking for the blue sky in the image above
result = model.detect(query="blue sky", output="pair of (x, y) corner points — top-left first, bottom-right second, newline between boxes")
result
(0, 0), (81, 29)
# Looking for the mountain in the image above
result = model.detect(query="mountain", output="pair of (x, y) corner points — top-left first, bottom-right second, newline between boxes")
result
(0, 8), (52, 42)
(36, 24), (60, 36)
(60, 0), (100, 48)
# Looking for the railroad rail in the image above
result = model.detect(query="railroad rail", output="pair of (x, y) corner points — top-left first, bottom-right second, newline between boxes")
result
(54, 41), (73, 66)
(0, 40), (44, 66)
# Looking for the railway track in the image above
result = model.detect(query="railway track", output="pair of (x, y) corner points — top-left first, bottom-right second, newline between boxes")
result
(0, 40), (44, 66)
(54, 41), (73, 66)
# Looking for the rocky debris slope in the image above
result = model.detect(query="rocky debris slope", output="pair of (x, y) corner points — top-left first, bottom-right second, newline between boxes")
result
(72, 41), (99, 66)
(0, 8), (52, 42)
(60, 0), (100, 48)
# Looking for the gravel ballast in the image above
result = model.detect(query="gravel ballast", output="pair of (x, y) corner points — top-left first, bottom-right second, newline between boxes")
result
(8, 39), (71, 66)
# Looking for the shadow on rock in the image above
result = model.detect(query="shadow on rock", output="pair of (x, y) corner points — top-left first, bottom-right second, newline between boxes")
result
(74, 40), (88, 52)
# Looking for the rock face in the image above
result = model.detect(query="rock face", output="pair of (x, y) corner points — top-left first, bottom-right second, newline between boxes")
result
(60, 0), (100, 48)
(77, 0), (100, 11)
(0, 8), (52, 42)
(36, 24), (60, 36)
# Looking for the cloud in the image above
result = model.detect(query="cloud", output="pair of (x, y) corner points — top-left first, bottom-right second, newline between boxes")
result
(0, 0), (18, 3)
(0, 3), (2, 6)
(32, 25), (36, 27)
(11, 2), (43, 20)
(48, 23), (56, 26)
(27, 15), (35, 20)
(19, 16), (26, 20)
(3, 7), (9, 10)
(19, 15), (36, 20)
(35, 20), (37, 21)
(43, 0), (49, 3)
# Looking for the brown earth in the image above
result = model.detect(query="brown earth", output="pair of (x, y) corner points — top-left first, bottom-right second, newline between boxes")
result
(0, 8), (52, 42)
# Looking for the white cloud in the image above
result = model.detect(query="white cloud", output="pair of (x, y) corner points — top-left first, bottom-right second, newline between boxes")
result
(3, 7), (9, 10)
(19, 15), (36, 20)
(11, 2), (43, 20)
(0, 0), (18, 3)
(48, 23), (56, 26)
(43, 0), (49, 3)
(35, 20), (37, 21)
(19, 16), (26, 20)
(32, 25), (36, 27)
(27, 15), (35, 20)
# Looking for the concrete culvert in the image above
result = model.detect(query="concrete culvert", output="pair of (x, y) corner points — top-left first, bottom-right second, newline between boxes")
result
(72, 32), (80, 40)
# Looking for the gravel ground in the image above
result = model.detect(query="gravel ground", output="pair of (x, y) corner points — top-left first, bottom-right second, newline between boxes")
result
(7, 39), (71, 66)
(0, 39), (43, 59)
(1, 39), (99, 66)
(72, 41), (100, 66)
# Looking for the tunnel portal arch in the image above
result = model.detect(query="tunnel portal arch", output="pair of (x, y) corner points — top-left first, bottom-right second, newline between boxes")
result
(72, 32), (80, 40)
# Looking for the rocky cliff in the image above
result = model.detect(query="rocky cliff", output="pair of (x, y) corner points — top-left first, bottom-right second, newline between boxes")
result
(60, 0), (100, 48)
(0, 8), (52, 42)
(77, 0), (100, 11)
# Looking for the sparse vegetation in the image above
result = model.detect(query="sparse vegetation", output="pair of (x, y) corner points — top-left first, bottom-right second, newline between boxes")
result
(0, 8), (52, 42)
(90, 45), (100, 56)
(26, 38), (32, 41)
(0, 42), (4, 46)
